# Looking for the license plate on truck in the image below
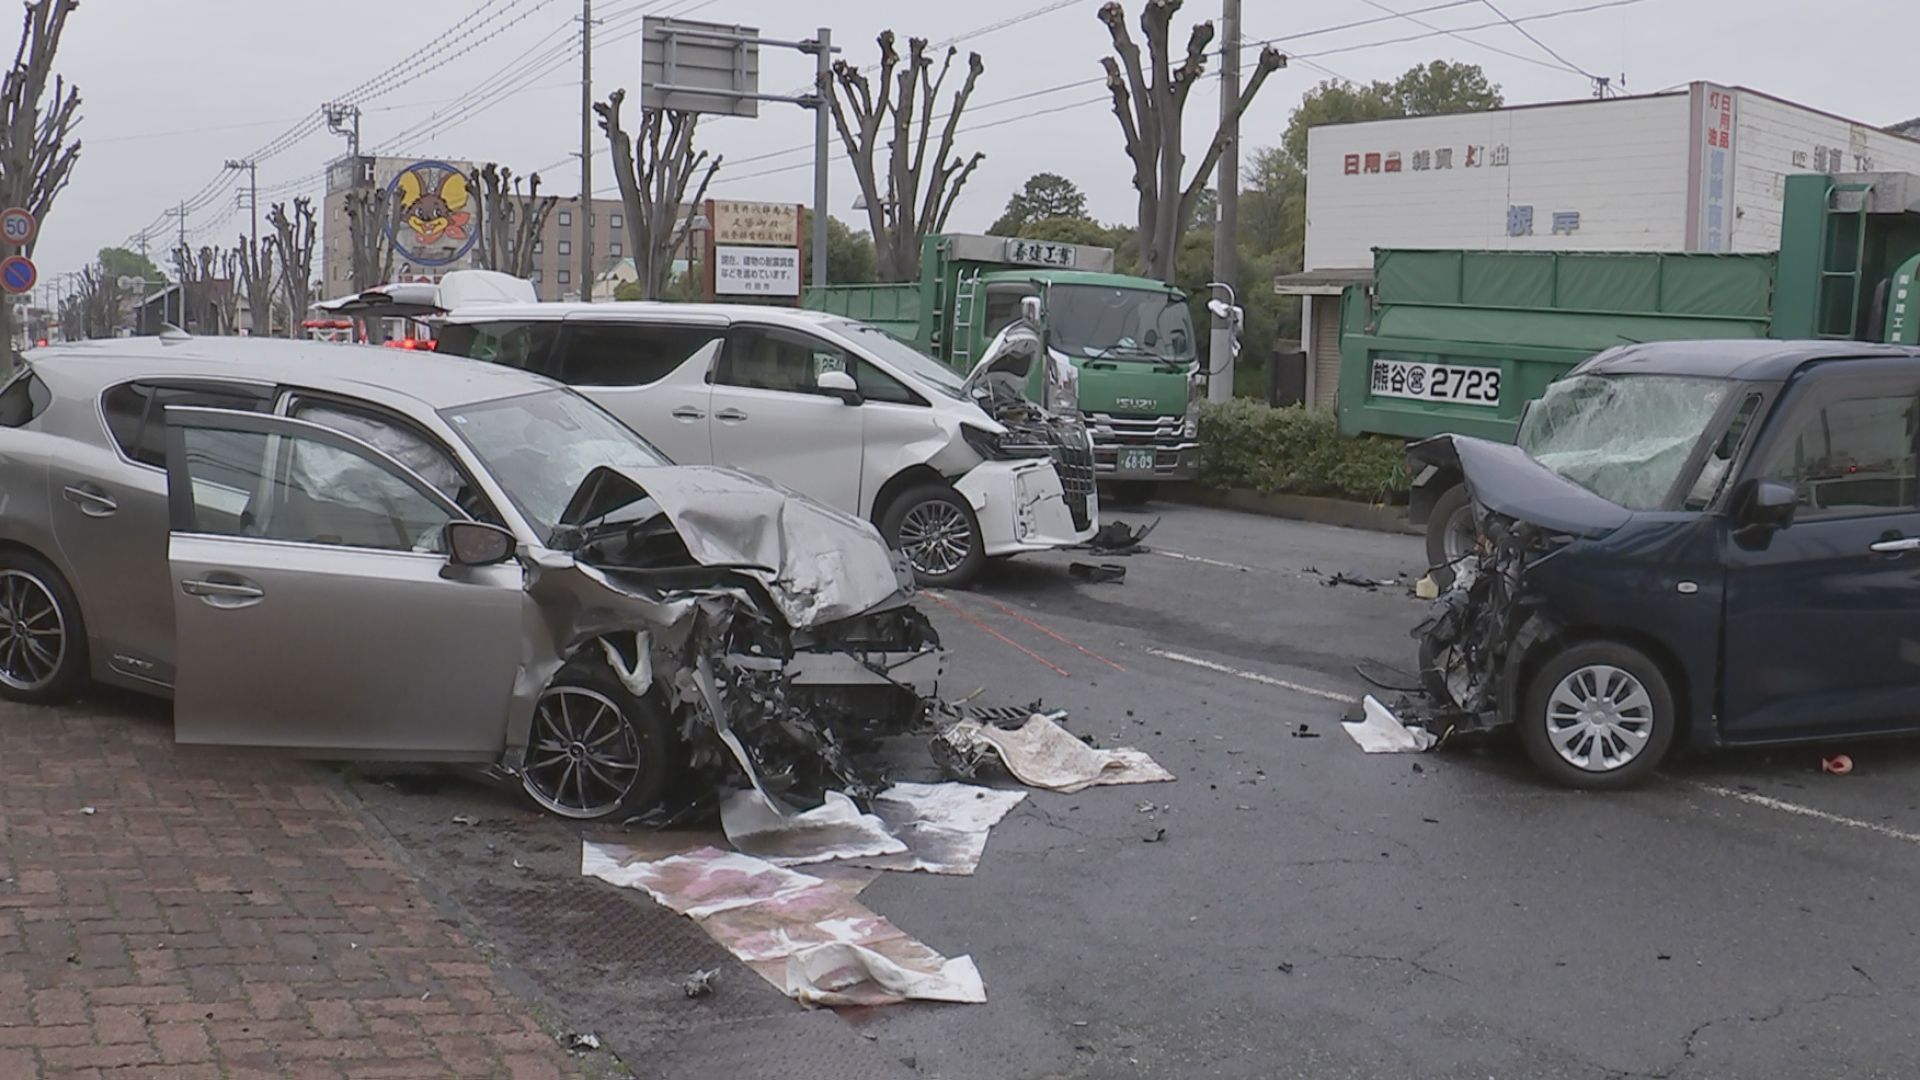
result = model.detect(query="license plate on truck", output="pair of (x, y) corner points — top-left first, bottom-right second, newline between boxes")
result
(1370, 359), (1502, 406)
(1120, 448), (1156, 471)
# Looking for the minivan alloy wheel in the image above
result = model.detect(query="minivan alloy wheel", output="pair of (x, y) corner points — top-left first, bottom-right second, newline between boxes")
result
(1544, 663), (1654, 772)
(522, 686), (646, 818)
(897, 500), (974, 577)
(0, 569), (66, 693)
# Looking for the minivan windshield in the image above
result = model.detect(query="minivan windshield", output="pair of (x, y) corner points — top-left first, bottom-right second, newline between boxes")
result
(1516, 374), (1731, 511)
(1048, 284), (1195, 364)
(441, 389), (669, 541)
(836, 323), (967, 399)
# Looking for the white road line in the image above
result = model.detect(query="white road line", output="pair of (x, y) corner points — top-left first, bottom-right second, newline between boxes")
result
(1155, 550), (1262, 573)
(1146, 648), (1361, 704)
(1688, 782), (1920, 846)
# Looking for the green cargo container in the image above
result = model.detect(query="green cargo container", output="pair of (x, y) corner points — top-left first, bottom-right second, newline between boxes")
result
(1337, 248), (1777, 443)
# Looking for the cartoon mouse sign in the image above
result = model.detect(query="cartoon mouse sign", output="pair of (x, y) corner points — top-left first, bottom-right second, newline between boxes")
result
(385, 160), (476, 267)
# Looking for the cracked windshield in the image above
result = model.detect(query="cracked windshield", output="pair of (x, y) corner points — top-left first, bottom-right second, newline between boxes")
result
(1517, 374), (1731, 510)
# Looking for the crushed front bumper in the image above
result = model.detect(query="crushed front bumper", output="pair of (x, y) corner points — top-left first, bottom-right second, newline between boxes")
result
(956, 459), (1098, 557)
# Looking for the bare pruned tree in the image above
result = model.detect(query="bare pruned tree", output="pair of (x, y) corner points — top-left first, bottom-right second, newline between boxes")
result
(597, 89), (720, 301)
(0, 0), (79, 370)
(68, 263), (113, 338)
(267, 197), (316, 339)
(469, 163), (558, 279)
(236, 232), (274, 337)
(828, 32), (986, 283)
(1098, 0), (1283, 283)
(344, 188), (396, 344)
(215, 247), (240, 336)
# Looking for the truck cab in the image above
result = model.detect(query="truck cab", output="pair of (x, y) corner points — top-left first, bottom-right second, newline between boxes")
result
(807, 234), (1203, 497)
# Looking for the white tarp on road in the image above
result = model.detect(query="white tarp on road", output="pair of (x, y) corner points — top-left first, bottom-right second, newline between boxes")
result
(582, 843), (985, 1006)
(940, 713), (1175, 793)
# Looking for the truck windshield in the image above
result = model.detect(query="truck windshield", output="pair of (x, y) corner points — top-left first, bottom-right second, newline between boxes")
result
(1048, 284), (1195, 363)
(1517, 374), (1731, 511)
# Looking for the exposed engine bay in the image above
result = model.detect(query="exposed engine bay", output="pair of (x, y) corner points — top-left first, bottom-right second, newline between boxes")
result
(516, 464), (948, 815)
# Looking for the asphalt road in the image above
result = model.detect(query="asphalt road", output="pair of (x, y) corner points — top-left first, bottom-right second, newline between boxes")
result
(342, 502), (1920, 1080)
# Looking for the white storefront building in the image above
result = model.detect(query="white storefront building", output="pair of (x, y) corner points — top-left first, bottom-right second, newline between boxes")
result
(1282, 83), (1920, 408)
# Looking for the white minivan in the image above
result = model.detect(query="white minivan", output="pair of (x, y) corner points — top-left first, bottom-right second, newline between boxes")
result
(322, 272), (1097, 587)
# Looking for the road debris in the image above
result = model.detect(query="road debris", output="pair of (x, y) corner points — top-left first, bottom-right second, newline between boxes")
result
(1141, 827), (1167, 843)
(582, 844), (985, 1006)
(720, 789), (907, 867)
(1292, 723), (1320, 739)
(856, 783), (1028, 876)
(934, 713), (1174, 792)
(1069, 561), (1127, 584)
(1341, 696), (1438, 754)
(450, 814), (478, 826)
(1088, 517), (1160, 555)
(1822, 754), (1854, 775)
(567, 1033), (603, 1051)
(681, 969), (719, 998)
(78, 806), (95, 815)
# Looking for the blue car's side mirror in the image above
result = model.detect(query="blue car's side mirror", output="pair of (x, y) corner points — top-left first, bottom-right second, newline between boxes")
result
(1731, 479), (1796, 531)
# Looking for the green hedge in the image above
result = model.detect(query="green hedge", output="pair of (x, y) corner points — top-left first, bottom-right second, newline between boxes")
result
(1195, 400), (1409, 504)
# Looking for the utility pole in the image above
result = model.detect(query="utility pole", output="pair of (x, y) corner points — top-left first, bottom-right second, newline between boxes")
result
(580, 0), (594, 301)
(164, 201), (189, 329)
(225, 158), (259, 251)
(1207, 0), (1241, 404)
(324, 102), (362, 159)
(811, 27), (831, 290)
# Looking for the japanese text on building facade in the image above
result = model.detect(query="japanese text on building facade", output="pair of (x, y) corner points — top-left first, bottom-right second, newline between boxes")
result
(1344, 144), (1507, 176)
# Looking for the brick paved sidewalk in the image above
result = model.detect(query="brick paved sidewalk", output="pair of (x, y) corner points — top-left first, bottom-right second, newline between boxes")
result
(0, 695), (589, 1079)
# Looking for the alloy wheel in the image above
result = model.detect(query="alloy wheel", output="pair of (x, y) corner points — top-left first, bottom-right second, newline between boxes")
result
(521, 686), (645, 819)
(1544, 663), (1655, 772)
(897, 501), (973, 577)
(0, 570), (65, 693)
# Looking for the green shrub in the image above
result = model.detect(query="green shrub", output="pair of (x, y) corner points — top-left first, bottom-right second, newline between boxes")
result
(1195, 400), (1409, 504)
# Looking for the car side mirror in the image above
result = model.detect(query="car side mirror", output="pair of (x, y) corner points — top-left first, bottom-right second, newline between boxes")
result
(1731, 478), (1796, 531)
(817, 369), (862, 405)
(1020, 296), (1043, 322)
(445, 520), (516, 566)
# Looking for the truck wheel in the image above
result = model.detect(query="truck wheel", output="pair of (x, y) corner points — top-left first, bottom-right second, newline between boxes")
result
(1518, 641), (1676, 791)
(1423, 485), (1475, 587)
(882, 484), (986, 588)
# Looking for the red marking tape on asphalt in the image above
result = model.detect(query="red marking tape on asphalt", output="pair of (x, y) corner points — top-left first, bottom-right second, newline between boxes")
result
(922, 591), (1071, 678)
(946, 592), (1127, 673)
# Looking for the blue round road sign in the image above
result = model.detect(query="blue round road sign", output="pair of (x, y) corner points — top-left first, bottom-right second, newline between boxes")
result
(1, 255), (36, 294)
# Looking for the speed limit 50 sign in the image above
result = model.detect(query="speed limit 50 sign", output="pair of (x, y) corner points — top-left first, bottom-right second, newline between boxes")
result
(1, 207), (36, 247)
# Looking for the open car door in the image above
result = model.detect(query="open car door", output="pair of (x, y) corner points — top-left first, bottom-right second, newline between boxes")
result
(163, 406), (526, 758)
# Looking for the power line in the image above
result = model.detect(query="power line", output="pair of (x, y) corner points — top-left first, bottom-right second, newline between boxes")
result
(697, 0), (1653, 191)
(1478, 0), (1598, 80)
(1356, 0), (1586, 76)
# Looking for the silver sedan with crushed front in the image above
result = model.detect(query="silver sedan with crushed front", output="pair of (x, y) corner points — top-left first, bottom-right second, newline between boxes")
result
(0, 337), (940, 818)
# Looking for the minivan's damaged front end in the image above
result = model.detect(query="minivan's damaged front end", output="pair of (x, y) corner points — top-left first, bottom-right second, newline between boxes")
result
(1408, 435), (1631, 736)
(509, 464), (944, 815)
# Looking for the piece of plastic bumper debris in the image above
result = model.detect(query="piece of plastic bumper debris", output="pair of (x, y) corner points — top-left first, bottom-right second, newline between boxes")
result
(682, 968), (719, 998)
(1069, 562), (1126, 584)
(1341, 695), (1438, 753)
(599, 632), (653, 697)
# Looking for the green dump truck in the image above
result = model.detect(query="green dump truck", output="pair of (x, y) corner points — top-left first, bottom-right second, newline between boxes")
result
(805, 234), (1202, 498)
(1329, 171), (1920, 569)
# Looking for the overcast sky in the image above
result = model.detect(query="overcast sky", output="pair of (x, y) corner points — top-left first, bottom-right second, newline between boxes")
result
(35, 0), (1914, 284)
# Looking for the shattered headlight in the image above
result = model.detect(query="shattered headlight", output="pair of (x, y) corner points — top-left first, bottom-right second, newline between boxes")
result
(961, 423), (1051, 461)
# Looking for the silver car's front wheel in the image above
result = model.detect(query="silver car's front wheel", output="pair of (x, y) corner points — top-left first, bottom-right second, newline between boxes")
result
(522, 685), (652, 820)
